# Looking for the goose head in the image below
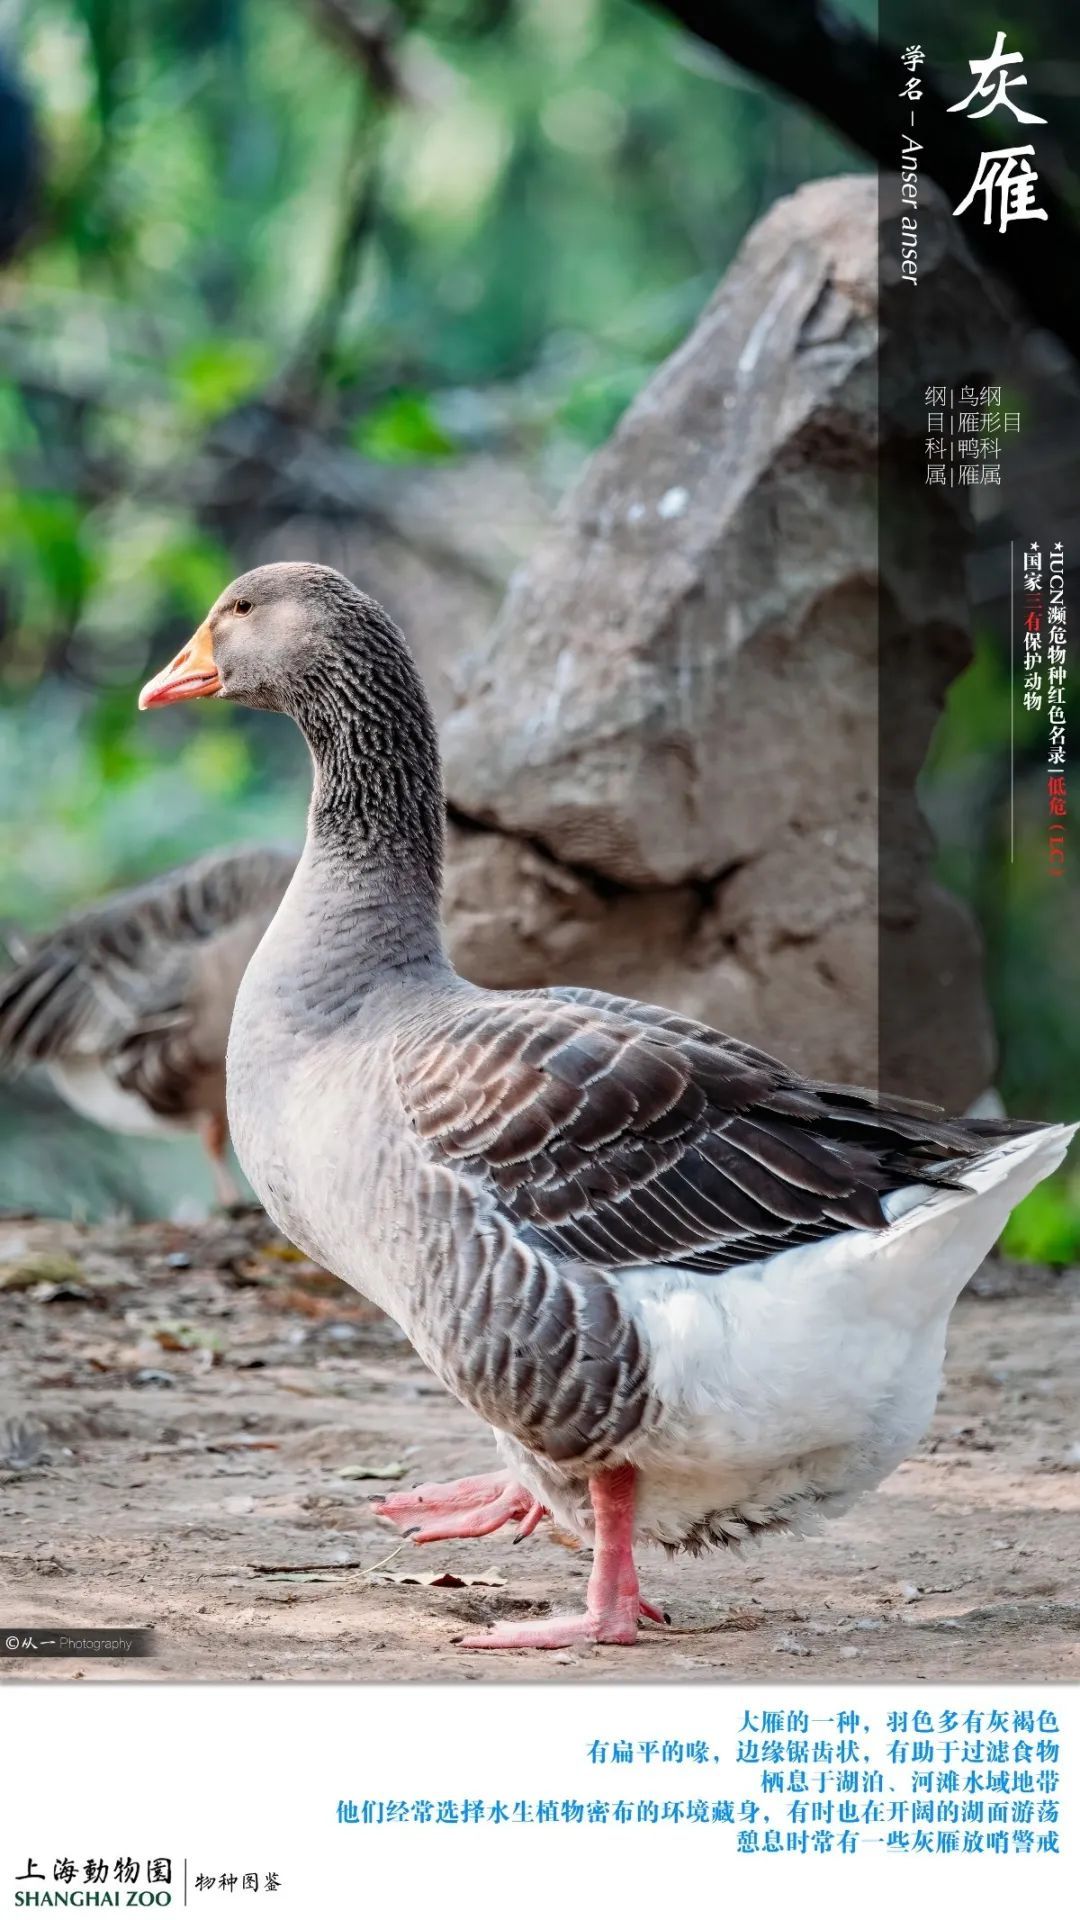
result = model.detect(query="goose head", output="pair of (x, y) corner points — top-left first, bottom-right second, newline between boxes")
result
(139, 562), (445, 874)
(138, 562), (384, 715)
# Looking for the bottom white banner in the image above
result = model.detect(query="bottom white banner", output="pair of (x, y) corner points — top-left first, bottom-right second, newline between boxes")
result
(0, 1683), (1073, 1918)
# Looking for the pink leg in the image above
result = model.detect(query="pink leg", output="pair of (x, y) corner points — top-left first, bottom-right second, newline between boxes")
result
(459, 1463), (643, 1651)
(373, 1469), (545, 1546)
(201, 1112), (240, 1208)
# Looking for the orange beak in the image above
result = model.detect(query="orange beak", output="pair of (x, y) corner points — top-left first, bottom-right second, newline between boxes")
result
(138, 621), (222, 710)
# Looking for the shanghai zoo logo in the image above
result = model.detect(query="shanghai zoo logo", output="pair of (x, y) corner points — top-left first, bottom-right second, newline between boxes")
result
(12, 1861), (173, 1909)
(10, 1860), (282, 1907)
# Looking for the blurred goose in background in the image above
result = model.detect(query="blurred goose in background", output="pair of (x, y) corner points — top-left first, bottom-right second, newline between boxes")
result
(139, 564), (1077, 1651)
(0, 845), (295, 1204)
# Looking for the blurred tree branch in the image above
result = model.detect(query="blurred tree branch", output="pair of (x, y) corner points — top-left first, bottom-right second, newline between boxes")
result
(307, 0), (410, 103)
(278, 2), (415, 408)
(280, 87), (386, 406)
(648, 0), (1080, 365)
(0, 51), (39, 264)
(81, 0), (133, 285)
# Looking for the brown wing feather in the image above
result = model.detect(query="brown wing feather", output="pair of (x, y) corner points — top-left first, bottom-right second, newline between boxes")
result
(397, 987), (1029, 1276)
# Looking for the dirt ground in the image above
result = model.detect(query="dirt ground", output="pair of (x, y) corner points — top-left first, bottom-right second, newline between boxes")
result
(0, 1208), (1077, 1684)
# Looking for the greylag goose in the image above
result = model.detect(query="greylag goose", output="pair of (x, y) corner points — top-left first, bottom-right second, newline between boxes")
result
(140, 564), (1076, 1650)
(0, 845), (295, 1204)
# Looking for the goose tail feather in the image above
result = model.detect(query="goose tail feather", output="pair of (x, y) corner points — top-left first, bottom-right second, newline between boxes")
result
(882, 1120), (1077, 1232)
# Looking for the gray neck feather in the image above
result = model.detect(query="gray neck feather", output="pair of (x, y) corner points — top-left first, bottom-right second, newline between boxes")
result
(285, 610), (450, 1003)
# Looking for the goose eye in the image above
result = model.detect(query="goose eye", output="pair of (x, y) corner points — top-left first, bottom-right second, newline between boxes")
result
(233, 598), (253, 616)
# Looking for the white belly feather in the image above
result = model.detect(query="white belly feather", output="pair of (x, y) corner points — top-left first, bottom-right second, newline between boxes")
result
(506, 1124), (1076, 1551)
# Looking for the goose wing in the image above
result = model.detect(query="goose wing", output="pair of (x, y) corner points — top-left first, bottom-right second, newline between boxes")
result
(397, 986), (1021, 1275)
(0, 845), (294, 1116)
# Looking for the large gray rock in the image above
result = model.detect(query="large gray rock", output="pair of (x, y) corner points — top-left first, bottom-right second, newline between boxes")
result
(444, 175), (891, 886)
(440, 175), (999, 1108)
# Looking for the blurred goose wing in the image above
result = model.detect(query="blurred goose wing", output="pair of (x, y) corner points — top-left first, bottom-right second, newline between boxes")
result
(0, 845), (294, 1117)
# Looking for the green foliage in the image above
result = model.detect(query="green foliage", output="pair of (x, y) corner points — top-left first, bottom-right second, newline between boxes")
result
(171, 339), (275, 424)
(0, 483), (96, 636)
(2, 0), (860, 824)
(352, 391), (457, 462)
(1001, 1175), (1080, 1265)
